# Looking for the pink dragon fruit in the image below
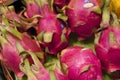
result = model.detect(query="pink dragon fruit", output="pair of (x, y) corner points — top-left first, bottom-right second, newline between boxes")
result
(54, 0), (70, 8)
(1, 5), (39, 32)
(2, 6), (20, 23)
(0, 26), (44, 78)
(4, 27), (43, 54)
(37, 14), (70, 54)
(65, 0), (102, 40)
(20, 51), (50, 80)
(0, 35), (24, 78)
(36, 0), (71, 54)
(24, 0), (41, 18)
(95, 25), (120, 73)
(60, 46), (103, 80)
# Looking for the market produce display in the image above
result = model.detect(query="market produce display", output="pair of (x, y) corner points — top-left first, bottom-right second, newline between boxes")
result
(0, 0), (120, 80)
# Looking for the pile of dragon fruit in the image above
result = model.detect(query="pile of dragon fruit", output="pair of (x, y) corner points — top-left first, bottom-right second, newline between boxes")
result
(0, 0), (120, 80)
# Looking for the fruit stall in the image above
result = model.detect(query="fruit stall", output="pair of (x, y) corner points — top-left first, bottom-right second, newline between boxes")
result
(0, 0), (120, 80)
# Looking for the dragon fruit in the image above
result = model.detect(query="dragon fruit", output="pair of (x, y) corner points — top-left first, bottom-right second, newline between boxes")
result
(0, 26), (44, 78)
(0, 35), (24, 78)
(36, 0), (71, 54)
(20, 51), (50, 80)
(95, 20), (120, 73)
(54, 0), (70, 8)
(65, 0), (102, 40)
(37, 14), (70, 54)
(1, 5), (41, 32)
(60, 46), (103, 80)
(24, 0), (41, 18)
(1, 6), (20, 24)
(2, 26), (43, 54)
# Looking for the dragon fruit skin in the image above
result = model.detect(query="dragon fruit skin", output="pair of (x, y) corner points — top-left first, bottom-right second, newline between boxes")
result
(0, 28), (44, 78)
(0, 37), (24, 78)
(54, 0), (70, 8)
(31, 65), (50, 80)
(66, 0), (102, 40)
(60, 46), (103, 80)
(95, 26), (120, 73)
(7, 32), (43, 53)
(20, 33), (43, 53)
(54, 68), (69, 80)
(37, 4), (71, 54)
(25, 0), (41, 18)
(29, 59), (50, 80)
(2, 6), (20, 23)
(20, 50), (50, 80)
(8, 32), (45, 62)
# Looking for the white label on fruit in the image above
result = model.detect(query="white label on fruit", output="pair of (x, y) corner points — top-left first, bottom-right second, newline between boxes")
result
(83, 3), (94, 8)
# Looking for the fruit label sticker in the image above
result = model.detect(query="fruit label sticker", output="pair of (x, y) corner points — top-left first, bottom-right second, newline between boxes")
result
(84, 0), (94, 8)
